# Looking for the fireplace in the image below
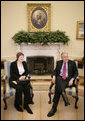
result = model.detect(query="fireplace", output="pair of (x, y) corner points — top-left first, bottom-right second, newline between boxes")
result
(26, 56), (54, 75)
(16, 43), (63, 76)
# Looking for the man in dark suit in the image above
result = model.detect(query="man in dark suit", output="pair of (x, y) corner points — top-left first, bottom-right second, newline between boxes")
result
(47, 52), (78, 117)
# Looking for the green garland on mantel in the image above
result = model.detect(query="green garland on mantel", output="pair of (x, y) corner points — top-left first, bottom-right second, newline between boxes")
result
(12, 30), (70, 45)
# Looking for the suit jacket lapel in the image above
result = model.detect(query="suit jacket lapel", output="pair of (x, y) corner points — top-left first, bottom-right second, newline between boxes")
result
(68, 60), (71, 77)
(15, 61), (19, 75)
(60, 60), (63, 70)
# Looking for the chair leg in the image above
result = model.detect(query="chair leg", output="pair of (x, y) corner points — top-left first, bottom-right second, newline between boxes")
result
(48, 82), (54, 104)
(48, 92), (51, 104)
(3, 98), (7, 110)
(31, 93), (34, 103)
(75, 97), (79, 109)
(32, 93), (34, 100)
(3, 79), (7, 110)
(75, 84), (79, 109)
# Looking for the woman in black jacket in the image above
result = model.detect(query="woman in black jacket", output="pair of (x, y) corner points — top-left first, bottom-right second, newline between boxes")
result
(9, 52), (33, 114)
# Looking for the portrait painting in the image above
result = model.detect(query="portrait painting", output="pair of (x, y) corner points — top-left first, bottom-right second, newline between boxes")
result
(76, 21), (84, 40)
(27, 4), (51, 32)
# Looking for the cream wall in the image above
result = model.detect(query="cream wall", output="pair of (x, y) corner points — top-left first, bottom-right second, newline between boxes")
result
(1, 1), (84, 61)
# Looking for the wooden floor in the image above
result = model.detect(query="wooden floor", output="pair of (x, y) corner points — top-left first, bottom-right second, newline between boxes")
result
(1, 91), (84, 120)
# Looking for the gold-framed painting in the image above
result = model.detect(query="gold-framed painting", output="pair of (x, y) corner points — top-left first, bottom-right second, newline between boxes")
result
(76, 21), (84, 39)
(27, 3), (51, 32)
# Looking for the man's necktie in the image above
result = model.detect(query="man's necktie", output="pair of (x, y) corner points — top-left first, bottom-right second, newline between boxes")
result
(62, 62), (66, 80)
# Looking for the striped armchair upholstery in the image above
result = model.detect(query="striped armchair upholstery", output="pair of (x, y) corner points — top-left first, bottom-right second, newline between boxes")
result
(2, 61), (15, 110)
(66, 87), (76, 96)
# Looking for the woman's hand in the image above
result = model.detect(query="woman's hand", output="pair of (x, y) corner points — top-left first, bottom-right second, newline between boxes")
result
(19, 76), (26, 80)
(52, 76), (56, 84)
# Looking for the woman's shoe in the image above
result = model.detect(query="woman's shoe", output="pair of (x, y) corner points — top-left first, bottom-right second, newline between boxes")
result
(29, 101), (34, 104)
(24, 105), (33, 114)
(15, 105), (23, 112)
(27, 99), (34, 104)
(47, 103), (57, 117)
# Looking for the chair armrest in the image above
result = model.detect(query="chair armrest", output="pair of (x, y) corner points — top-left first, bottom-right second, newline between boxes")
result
(75, 76), (80, 85)
(2, 75), (7, 82)
(76, 76), (80, 81)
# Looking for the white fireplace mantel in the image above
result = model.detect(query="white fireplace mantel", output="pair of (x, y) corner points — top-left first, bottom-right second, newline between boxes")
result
(16, 43), (64, 67)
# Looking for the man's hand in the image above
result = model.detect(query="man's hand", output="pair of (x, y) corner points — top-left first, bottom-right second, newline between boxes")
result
(19, 76), (26, 80)
(69, 78), (74, 86)
(52, 76), (56, 84)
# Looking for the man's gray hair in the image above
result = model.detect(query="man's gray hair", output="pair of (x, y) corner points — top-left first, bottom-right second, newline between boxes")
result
(61, 52), (68, 56)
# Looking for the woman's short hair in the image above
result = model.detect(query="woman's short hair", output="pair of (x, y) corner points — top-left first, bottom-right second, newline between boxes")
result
(16, 52), (24, 60)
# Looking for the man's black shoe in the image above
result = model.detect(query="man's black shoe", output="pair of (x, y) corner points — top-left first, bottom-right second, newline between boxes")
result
(24, 105), (33, 114)
(47, 102), (57, 117)
(30, 101), (34, 104)
(28, 101), (34, 104)
(47, 108), (57, 117)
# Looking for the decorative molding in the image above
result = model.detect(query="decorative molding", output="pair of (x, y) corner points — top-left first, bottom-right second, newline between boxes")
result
(16, 43), (63, 67)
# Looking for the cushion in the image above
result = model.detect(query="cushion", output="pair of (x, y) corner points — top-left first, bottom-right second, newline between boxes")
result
(65, 87), (76, 96)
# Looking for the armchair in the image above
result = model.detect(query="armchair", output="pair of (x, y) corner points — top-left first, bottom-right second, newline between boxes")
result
(48, 77), (79, 109)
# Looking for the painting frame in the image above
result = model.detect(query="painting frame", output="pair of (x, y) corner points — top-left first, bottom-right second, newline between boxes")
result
(27, 3), (51, 32)
(76, 21), (84, 40)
